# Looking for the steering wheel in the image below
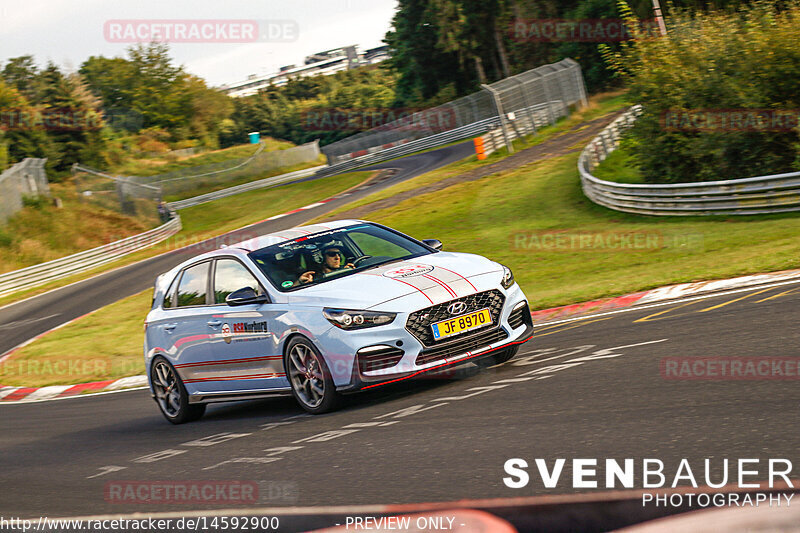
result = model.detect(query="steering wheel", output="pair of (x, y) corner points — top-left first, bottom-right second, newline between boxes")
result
(351, 255), (373, 267)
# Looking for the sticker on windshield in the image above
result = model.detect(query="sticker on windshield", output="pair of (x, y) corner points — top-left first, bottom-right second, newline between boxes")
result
(281, 280), (293, 288)
(383, 264), (434, 279)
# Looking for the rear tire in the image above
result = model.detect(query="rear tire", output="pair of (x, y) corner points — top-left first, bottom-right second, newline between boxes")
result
(150, 356), (206, 424)
(474, 345), (519, 368)
(285, 337), (341, 414)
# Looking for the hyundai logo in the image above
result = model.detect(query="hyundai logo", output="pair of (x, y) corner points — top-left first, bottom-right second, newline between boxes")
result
(447, 302), (468, 315)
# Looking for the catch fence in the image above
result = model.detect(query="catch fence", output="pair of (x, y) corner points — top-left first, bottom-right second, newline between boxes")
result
(0, 158), (49, 223)
(321, 58), (587, 165)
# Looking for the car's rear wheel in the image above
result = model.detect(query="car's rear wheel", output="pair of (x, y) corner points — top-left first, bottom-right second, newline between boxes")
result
(285, 337), (340, 414)
(475, 345), (519, 368)
(151, 356), (206, 424)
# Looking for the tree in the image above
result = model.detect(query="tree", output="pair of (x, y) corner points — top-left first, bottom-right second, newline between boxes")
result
(603, 1), (800, 182)
(1, 56), (41, 101)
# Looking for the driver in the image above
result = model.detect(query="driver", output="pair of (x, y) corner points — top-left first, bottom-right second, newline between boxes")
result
(297, 246), (355, 285)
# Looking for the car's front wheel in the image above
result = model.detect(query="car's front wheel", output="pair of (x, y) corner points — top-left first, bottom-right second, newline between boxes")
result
(285, 337), (340, 414)
(151, 356), (206, 424)
(474, 345), (519, 368)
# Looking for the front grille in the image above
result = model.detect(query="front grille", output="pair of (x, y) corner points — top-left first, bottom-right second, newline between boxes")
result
(508, 301), (531, 329)
(406, 289), (505, 347)
(358, 346), (405, 373)
(416, 328), (509, 366)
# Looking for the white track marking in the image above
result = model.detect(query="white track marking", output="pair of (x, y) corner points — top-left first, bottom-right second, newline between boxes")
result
(86, 465), (126, 479)
(535, 278), (800, 328)
(134, 449), (187, 463)
(182, 433), (252, 447)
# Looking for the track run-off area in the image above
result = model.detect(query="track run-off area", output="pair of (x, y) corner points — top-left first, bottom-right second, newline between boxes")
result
(1, 278), (798, 518)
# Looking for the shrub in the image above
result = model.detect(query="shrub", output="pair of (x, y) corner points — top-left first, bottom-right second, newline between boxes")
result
(22, 194), (48, 210)
(0, 229), (12, 247)
(602, 1), (800, 183)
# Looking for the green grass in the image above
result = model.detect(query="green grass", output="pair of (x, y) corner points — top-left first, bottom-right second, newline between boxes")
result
(0, 182), (159, 274)
(317, 91), (631, 220)
(0, 171), (374, 309)
(592, 144), (645, 184)
(162, 156), (327, 202)
(110, 138), (293, 177)
(0, 290), (152, 387)
(343, 151), (800, 310)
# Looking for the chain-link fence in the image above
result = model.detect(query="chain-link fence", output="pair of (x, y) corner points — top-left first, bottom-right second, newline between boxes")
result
(72, 166), (163, 226)
(128, 140), (321, 199)
(321, 58), (587, 163)
(72, 139), (322, 219)
(0, 158), (49, 224)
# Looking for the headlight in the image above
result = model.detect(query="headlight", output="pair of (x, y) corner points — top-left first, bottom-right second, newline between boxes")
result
(323, 308), (397, 330)
(500, 264), (515, 289)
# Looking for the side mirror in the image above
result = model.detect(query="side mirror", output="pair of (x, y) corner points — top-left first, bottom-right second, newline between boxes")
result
(422, 239), (443, 251)
(226, 287), (269, 306)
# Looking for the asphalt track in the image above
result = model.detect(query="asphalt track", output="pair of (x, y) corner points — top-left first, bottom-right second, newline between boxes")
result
(0, 141), (474, 357)
(1, 280), (799, 521)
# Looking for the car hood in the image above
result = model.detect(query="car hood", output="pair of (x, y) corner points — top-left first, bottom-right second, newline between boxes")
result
(283, 252), (502, 309)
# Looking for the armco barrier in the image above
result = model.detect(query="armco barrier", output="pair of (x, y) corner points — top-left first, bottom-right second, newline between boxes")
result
(479, 101), (568, 156)
(168, 164), (327, 210)
(316, 101), (569, 178)
(0, 216), (181, 298)
(579, 105), (800, 216)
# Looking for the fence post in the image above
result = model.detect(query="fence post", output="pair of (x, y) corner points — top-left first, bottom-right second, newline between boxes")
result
(573, 63), (589, 108)
(481, 84), (514, 154)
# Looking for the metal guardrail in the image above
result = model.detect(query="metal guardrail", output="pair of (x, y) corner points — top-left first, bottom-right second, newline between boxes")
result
(323, 58), (586, 161)
(168, 164), (328, 210)
(315, 101), (570, 178)
(0, 160), (324, 298)
(0, 216), (182, 298)
(578, 106), (800, 216)
(480, 101), (568, 156)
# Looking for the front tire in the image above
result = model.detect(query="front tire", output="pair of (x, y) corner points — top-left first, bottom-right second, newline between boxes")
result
(285, 337), (341, 414)
(474, 345), (519, 368)
(151, 356), (206, 424)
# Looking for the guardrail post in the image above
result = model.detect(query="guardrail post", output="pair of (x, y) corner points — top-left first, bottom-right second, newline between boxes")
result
(481, 84), (514, 154)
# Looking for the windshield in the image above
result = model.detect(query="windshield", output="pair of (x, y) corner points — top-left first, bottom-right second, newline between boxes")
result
(249, 223), (433, 292)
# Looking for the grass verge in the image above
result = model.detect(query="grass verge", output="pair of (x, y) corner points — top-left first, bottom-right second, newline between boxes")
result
(108, 138), (293, 176)
(591, 144), (645, 184)
(317, 91), (630, 219)
(0, 290), (152, 387)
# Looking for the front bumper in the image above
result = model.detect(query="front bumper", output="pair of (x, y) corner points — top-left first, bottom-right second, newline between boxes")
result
(332, 293), (534, 392)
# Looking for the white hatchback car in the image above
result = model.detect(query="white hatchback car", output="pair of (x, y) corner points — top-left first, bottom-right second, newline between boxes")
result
(145, 220), (533, 423)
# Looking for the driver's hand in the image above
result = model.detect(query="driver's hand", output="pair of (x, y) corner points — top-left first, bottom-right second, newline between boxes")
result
(299, 271), (315, 284)
(345, 263), (355, 269)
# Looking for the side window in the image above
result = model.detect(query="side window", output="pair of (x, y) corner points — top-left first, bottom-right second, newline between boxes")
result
(176, 263), (210, 307)
(214, 259), (262, 304)
(162, 276), (178, 308)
